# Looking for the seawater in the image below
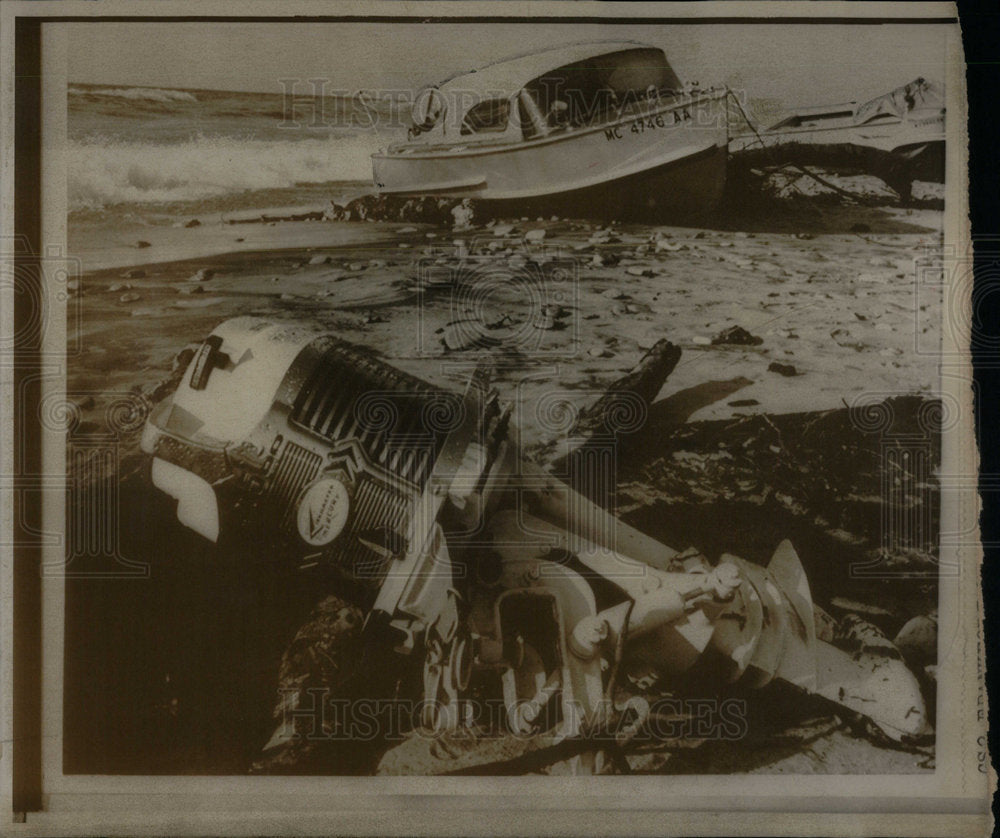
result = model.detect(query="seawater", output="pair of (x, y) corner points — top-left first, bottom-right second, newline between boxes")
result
(68, 84), (402, 217)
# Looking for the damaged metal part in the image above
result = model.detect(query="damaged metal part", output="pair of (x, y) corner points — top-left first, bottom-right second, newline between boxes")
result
(143, 317), (932, 774)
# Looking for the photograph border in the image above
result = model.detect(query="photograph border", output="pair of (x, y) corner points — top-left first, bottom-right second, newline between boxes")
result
(2, 2), (992, 835)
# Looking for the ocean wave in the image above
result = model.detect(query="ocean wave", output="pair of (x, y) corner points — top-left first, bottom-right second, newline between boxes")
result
(69, 86), (199, 103)
(67, 133), (386, 209)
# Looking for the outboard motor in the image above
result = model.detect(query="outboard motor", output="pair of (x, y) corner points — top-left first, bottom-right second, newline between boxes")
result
(144, 317), (931, 774)
(142, 317), (503, 598)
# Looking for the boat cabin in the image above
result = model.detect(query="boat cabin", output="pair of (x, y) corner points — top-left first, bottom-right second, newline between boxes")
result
(402, 42), (687, 148)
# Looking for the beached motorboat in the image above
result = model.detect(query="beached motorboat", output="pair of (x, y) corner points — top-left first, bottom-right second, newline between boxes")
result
(371, 42), (730, 220)
(729, 78), (945, 197)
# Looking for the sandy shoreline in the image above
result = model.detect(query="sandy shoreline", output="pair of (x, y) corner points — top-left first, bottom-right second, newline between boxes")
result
(64, 203), (942, 776)
(68, 206), (943, 436)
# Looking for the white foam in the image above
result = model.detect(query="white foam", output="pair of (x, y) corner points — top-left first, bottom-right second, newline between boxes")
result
(69, 86), (200, 103)
(67, 133), (387, 209)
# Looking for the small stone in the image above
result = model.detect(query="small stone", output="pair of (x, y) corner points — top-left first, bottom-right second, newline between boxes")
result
(184, 218), (201, 228)
(348, 263), (364, 272)
(625, 266), (655, 278)
(481, 310), (512, 329)
(524, 229), (546, 243)
(108, 282), (131, 292)
(601, 288), (626, 300)
(399, 226), (418, 233)
(691, 336), (711, 346)
(767, 362), (798, 377)
(119, 292), (141, 303)
(136, 240), (151, 249)
(188, 268), (215, 282)
(712, 325), (763, 346)
(894, 615), (937, 667)
(309, 254), (331, 265)
(121, 269), (145, 279)
(533, 313), (556, 330)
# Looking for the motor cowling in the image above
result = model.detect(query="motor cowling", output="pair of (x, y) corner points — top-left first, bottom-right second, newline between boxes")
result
(142, 317), (460, 587)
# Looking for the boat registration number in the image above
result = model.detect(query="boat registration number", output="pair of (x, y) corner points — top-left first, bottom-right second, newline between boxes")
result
(604, 108), (692, 141)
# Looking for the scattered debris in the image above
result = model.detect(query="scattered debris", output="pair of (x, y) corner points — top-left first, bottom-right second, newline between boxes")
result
(712, 325), (763, 346)
(768, 361), (798, 376)
(894, 614), (937, 668)
(451, 199), (475, 229)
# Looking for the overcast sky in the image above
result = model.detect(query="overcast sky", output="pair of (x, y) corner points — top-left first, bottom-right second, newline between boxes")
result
(67, 21), (950, 105)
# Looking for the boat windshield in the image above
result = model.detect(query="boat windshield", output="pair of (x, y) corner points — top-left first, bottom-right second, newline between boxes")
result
(519, 47), (683, 139)
(460, 97), (511, 135)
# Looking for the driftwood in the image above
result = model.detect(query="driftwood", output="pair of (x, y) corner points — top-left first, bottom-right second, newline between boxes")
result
(570, 339), (681, 440)
(543, 339), (682, 505)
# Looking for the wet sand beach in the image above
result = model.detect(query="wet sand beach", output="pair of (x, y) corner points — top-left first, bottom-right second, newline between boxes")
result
(64, 194), (942, 776)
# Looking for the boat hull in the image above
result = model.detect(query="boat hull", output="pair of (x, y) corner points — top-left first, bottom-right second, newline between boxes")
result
(729, 117), (946, 193)
(483, 142), (728, 222)
(372, 93), (729, 221)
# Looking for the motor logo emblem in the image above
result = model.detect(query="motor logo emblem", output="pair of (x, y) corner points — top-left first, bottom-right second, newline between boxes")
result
(296, 477), (350, 546)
